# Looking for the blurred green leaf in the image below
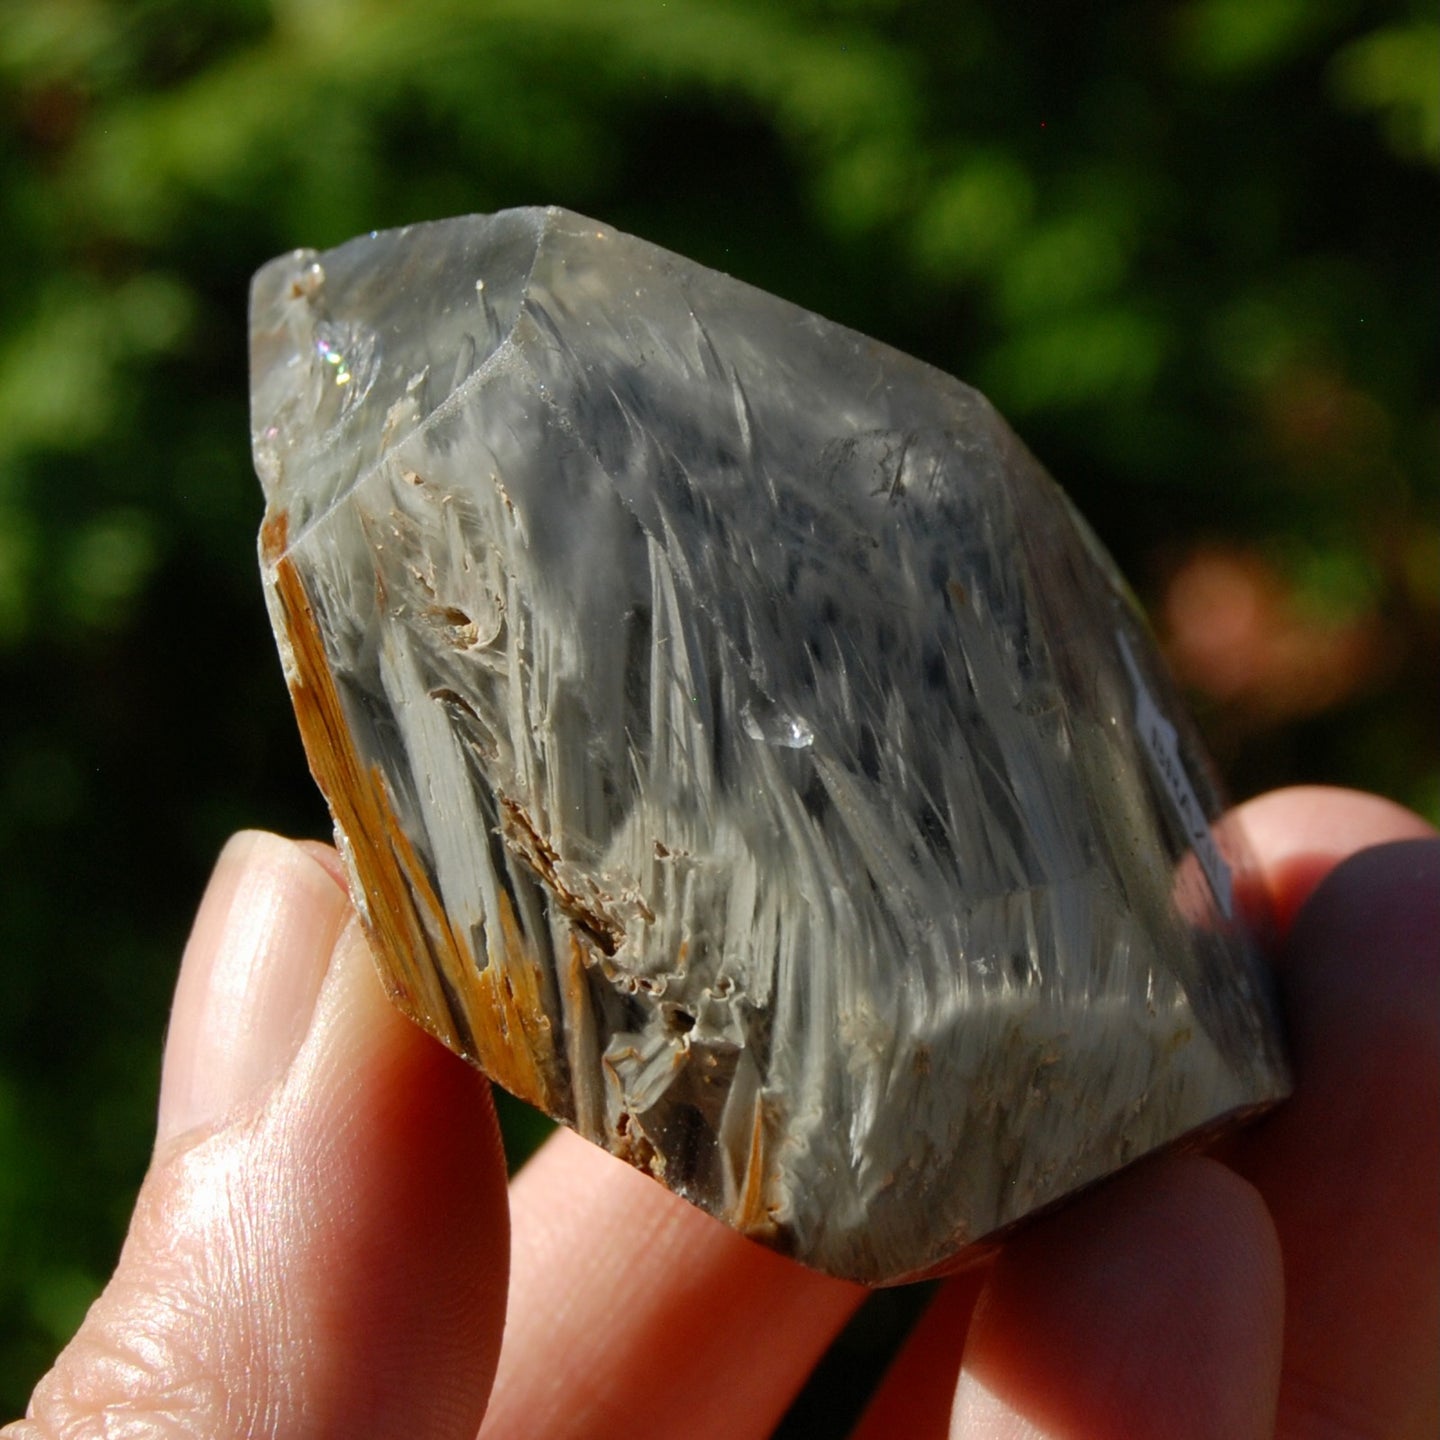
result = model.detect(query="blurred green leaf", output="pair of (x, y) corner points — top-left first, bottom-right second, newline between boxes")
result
(0, 277), (194, 462)
(1331, 21), (1440, 163)
(0, 0), (118, 81)
(0, 284), (120, 457)
(995, 212), (1131, 322)
(1176, 0), (1335, 77)
(0, 511), (37, 644)
(983, 307), (1167, 413)
(910, 152), (1035, 280)
(59, 508), (160, 631)
(28, 1267), (101, 1349)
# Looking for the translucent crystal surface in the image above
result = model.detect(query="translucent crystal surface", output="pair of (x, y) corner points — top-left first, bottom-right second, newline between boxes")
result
(250, 208), (1290, 1285)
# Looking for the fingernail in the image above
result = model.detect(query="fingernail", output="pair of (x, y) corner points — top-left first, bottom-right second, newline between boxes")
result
(156, 831), (350, 1145)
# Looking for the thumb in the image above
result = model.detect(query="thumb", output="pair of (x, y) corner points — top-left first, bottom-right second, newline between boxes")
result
(4, 832), (510, 1440)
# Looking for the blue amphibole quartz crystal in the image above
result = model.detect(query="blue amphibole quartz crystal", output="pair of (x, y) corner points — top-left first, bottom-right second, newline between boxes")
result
(250, 208), (1290, 1286)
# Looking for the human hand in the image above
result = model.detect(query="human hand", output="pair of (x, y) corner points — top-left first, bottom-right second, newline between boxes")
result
(5, 787), (1435, 1439)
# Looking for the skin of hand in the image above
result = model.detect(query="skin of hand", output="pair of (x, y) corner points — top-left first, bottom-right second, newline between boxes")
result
(2, 786), (1434, 1440)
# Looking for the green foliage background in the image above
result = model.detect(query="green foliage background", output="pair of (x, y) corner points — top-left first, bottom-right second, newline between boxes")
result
(0, 0), (1434, 1425)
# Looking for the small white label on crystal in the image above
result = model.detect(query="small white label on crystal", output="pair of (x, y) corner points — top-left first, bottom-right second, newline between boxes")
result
(1117, 632), (1233, 918)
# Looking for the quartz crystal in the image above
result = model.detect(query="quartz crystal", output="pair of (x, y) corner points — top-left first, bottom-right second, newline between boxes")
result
(250, 208), (1290, 1285)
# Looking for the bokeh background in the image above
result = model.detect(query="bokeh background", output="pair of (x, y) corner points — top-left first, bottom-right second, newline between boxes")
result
(0, 0), (1435, 1427)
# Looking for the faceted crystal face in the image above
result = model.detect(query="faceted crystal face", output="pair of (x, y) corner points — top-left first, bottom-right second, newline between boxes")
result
(250, 208), (1290, 1285)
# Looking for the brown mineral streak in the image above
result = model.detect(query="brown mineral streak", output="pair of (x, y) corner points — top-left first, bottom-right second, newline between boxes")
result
(482, 887), (563, 1107)
(261, 511), (560, 1114)
(563, 932), (604, 1138)
(500, 795), (625, 956)
(733, 1091), (776, 1239)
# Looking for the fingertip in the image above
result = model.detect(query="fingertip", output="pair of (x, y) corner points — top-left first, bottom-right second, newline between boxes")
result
(158, 829), (351, 1146)
(1233, 786), (1435, 940)
(293, 836), (351, 894)
(952, 1155), (1283, 1440)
